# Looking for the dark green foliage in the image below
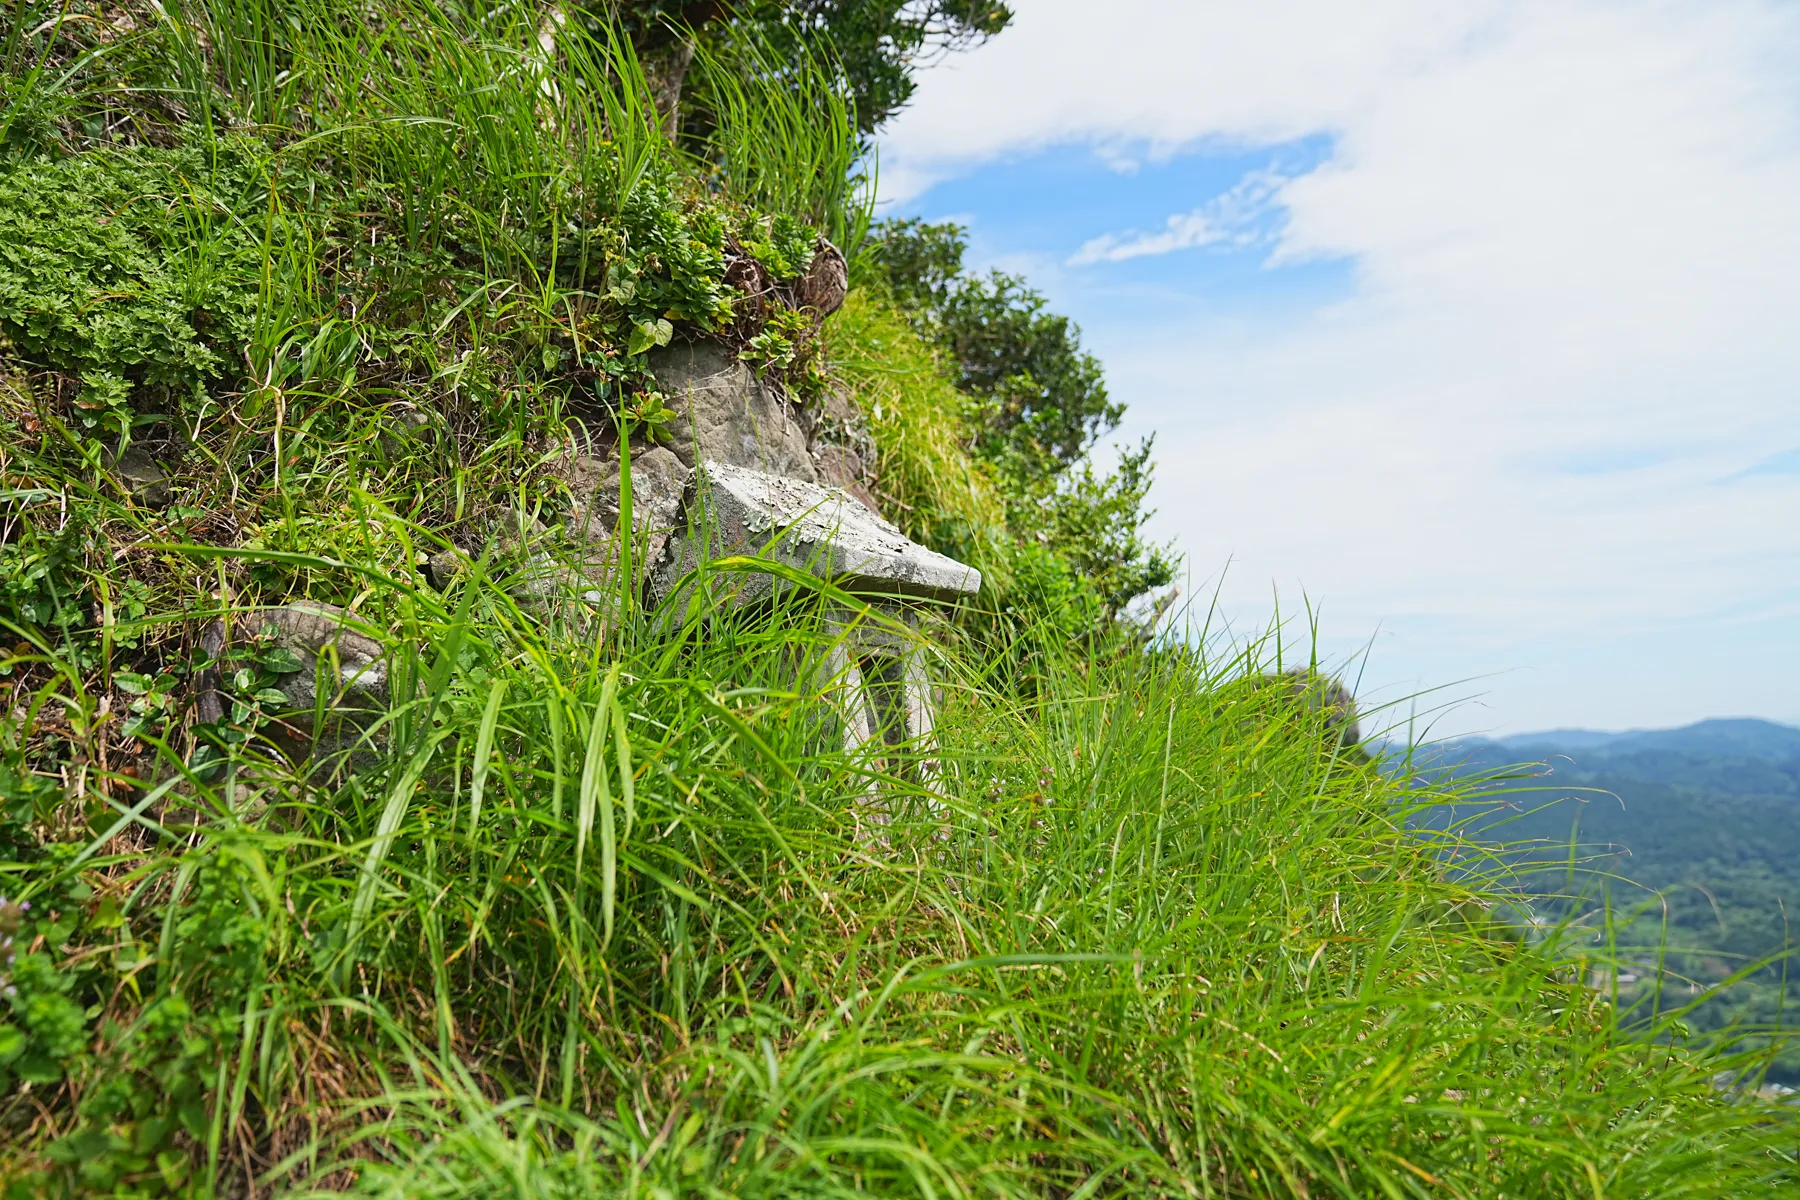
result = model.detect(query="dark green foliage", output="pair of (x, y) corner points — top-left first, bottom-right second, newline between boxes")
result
(0, 753), (58, 863)
(869, 211), (965, 307)
(877, 217), (1119, 473)
(0, 839), (262, 1194)
(1013, 437), (1172, 618)
(614, 0), (1013, 133)
(871, 218), (1176, 626)
(737, 0), (1012, 133)
(0, 502), (94, 648)
(0, 141), (264, 431)
(940, 270), (1119, 472)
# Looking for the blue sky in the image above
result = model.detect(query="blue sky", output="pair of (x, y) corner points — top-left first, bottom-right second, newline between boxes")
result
(877, 0), (1800, 737)
(902, 138), (1353, 330)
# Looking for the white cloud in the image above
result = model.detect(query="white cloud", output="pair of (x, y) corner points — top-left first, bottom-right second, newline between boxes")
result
(880, 0), (1800, 730)
(1070, 169), (1287, 263)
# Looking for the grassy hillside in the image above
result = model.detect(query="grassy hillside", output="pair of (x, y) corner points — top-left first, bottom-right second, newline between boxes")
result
(2, 0), (1798, 1194)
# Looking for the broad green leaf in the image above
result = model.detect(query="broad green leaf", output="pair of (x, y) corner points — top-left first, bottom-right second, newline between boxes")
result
(261, 647), (305, 673)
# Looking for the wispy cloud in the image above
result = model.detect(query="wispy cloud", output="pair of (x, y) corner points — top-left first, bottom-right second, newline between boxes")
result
(1069, 169), (1289, 264)
(880, 0), (1800, 729)
(1736, 448), (1800, 477)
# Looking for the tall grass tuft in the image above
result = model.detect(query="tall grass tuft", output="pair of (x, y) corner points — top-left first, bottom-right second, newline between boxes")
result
(692, 24), (876, 261)
(4, 483), (1794, 1192)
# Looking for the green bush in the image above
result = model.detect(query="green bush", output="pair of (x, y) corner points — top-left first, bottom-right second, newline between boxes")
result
(0, 141), (264, 433)
(869, 218), (1177, 626)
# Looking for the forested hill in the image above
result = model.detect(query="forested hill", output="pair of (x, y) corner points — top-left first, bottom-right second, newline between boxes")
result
(1488, 717), (1800, 760)
(1412, 718), (1800, 1081)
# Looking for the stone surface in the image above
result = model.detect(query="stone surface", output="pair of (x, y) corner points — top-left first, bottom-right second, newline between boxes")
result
(813, 444), (879, 514)
(569, 444), (692, 570)
(195, 602), (389, 731)
(653, 460), (981, 606)
(110, 445), (170, 508)
(649, 342), (816, 483)
(377, 405), (436, 459)
(796, 241), (849, 317)
(259, 603), (390, 710)
(426, 449), (692, 626)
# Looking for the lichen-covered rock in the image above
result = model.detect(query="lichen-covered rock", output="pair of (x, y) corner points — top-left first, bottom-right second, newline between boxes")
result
(649, 342), (816, 483)
(796, 240), (848, 317)
(653, 459), (980, 609)
(109, 444), (170, 508)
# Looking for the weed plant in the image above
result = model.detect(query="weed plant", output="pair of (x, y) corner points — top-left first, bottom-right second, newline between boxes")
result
(1, 0), (1797, 1194)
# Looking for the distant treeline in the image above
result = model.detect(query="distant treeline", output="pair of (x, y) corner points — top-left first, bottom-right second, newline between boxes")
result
(1409, 719), (1800, 1080)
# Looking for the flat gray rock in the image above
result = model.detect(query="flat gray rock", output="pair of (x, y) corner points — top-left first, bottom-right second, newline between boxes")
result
(259, 602), (389, 708)
(654, 460), (981, 606)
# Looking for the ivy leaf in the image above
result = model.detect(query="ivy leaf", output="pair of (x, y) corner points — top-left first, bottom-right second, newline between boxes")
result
(113, 672), (152, 695)
(177, 1097), (209, 1139)
(253, 688), (291, 706)
(627, 318), (673, 357)
(260, 647), (304, 674)
(89, 896), (125, 930)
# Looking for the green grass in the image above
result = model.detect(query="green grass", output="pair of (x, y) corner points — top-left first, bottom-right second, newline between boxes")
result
(2, 0), (1797, 1194)
(1, 477), (1795, 1193)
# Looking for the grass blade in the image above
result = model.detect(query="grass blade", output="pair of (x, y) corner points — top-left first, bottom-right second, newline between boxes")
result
(469, 677), (507, 836)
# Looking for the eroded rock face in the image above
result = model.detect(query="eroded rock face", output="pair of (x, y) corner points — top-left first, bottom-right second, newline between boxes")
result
(813, 444), (879, 515)
(260, 603), (390, 710)
(427, 447), (694, 621)
(569, 444), (692, 569)
(652, 460), (981, 608)
(650, 342), (816, 483)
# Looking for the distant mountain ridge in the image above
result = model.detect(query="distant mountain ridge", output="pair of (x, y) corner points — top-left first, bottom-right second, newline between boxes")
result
(1406, 715), (1800, 1082)
(1487, 717), (1800, 760)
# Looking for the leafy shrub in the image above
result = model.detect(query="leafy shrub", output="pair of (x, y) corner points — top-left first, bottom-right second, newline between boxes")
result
(868, 218), (1176, 625)
(0, 140), (266, 433)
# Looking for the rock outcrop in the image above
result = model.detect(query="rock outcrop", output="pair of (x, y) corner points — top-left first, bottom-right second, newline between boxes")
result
(650, 341), (817, 483)
(651, 460), (981, 609)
